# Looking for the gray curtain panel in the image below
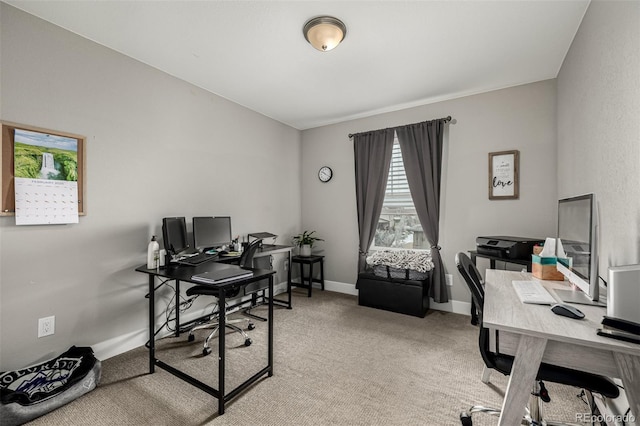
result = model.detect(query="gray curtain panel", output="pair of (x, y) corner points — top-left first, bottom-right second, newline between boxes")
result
(396, 119), (448, 303)
(353, 128), (395, 273)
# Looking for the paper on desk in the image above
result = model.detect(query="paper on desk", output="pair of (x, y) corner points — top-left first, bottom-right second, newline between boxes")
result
(538, 238), (556, 257)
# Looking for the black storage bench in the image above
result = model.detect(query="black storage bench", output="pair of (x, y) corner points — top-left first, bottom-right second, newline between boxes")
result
(357, 268), (431, 318)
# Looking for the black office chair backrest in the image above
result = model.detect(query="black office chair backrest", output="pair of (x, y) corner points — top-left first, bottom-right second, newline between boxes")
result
(239, 239), (261, 268)
(455, 252), (485, 319)
(455, 251), (505, 372)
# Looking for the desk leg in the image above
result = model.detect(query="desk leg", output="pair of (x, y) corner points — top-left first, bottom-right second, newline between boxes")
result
(218, 287), (226, 415)
(175, 280), (181, 337)
(614, 353), (640, 420)
(498, 335), (547, 426)
(148, 275), (155, 374)
(268, 275), (274, 377)
(286, 251), (292, 308)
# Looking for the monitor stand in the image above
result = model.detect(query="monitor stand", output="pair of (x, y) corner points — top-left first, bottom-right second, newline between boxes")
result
(555, 289), (606, 307)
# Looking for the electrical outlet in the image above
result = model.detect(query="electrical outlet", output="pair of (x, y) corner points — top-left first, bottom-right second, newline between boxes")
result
(446, 274), (453, 287)
(38, 316), (55, 338)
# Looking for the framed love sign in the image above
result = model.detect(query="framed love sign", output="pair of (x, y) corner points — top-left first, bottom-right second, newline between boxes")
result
(488, 150), (519, 200)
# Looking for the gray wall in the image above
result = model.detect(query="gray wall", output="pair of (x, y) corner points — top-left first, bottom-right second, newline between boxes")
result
(0, 5), (301, 371)
(301, 80), (559, 308)
(557, 0), (640, 272)
(299, 0), (640, 310)
(2, 0), (637, 373)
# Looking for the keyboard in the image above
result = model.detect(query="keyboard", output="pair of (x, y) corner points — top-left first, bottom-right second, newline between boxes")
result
(177, 252), (216, 266)
(512, 280), (557, 305)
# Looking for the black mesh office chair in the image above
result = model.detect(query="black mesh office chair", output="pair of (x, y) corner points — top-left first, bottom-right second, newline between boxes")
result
(454, 252), (619, 425)
(186, 240), (262, 356)
(237, 239), (261, 269)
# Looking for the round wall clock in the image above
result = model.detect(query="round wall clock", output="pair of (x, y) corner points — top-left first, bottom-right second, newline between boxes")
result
(318, 166), (333, 183)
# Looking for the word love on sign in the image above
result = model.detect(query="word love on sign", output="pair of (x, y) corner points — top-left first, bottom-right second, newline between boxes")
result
(488, 150), (519, 200)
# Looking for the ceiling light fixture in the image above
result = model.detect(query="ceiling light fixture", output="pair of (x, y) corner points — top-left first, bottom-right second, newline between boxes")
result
(303, 16), (346, 52)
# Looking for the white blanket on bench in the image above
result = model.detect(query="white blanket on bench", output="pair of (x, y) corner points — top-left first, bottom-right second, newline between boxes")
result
(366, 249), (434, 273)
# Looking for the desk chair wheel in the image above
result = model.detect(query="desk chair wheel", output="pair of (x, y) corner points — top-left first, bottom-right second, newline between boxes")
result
(188, 334), (195, 342)
(203, 347), (212, 356)
(460, 412), (472, 426)
(244, 338), (252, 347)
(248, 323), (255, 330)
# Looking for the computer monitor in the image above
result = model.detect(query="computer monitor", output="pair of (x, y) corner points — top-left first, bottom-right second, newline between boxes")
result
(162, 217), (189, 255)
(192, 216), (232, 251)
(555, 193), (602, 305)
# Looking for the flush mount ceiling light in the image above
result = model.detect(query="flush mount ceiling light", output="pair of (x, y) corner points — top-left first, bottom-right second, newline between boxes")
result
(303, 16), (346, 52)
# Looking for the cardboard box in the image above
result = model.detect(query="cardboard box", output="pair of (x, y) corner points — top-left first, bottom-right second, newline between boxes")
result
(531, 254), (565, 281)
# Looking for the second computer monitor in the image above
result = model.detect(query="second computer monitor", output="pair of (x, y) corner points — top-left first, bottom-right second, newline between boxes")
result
(193, 216), (232, 251)
(162, 217), (189, 255)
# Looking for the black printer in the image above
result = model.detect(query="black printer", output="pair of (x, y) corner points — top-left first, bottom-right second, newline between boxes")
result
(476, 236), (544, 260)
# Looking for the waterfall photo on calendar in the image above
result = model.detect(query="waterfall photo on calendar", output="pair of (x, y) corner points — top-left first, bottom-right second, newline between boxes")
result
(13, 128), (79, 225)
(13, 128), (78, 182)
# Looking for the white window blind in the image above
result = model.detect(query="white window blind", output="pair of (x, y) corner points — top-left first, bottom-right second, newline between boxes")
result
(373, 135), (428, 250)
(385, 140), (412, 207)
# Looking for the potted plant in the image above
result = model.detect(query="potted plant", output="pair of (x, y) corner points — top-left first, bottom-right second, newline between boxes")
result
(292, 230), (323, 257)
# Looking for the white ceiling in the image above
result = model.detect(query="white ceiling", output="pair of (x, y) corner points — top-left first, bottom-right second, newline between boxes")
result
(5, 1), (589, 130)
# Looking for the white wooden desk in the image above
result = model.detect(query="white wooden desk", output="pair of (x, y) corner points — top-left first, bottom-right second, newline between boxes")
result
(484, 270), (640, 425)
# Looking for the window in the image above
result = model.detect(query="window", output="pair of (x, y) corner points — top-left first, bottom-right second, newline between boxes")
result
(373, 134), (428, 250)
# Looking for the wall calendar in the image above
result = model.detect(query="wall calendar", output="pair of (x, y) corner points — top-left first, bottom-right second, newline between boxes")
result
(13, 129), (79, 225)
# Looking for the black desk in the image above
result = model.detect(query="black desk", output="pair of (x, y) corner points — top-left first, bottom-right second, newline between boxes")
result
(216, 244), (293, 310)
(135, 262), (276, 415)
(468, 250), (532, 325)
(254, 245), (293, 309)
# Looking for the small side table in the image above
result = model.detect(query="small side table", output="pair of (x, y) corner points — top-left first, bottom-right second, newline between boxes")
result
(291, 255), (325, 297)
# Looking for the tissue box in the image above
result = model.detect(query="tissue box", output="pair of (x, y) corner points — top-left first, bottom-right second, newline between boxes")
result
(531, 254), (565, 281)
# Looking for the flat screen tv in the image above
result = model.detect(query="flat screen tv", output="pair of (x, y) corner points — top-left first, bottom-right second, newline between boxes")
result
(556, 193), (601, 304)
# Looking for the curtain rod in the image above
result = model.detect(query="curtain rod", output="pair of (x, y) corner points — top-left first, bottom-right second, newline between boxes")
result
(348, 116), (452, 139)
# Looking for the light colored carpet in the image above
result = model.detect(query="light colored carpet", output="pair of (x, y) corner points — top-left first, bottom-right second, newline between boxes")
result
(26, 290), (594, 425)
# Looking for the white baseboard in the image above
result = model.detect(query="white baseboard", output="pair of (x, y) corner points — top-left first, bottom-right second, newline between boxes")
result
(92, 280), (290, 362)
(431, 299), (472, 316)
(92, 328), (149, 362)
(290, 280), (358, 296)
(93, 280), (471, 362)
(324, 280), (358, 295)
(305, 280), (472, 315)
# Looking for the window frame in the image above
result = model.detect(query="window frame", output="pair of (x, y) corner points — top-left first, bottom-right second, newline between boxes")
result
(371, 135), (428, 251)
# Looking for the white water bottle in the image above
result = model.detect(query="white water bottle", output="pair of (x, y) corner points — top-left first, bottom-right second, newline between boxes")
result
(147, 236), (160, 269)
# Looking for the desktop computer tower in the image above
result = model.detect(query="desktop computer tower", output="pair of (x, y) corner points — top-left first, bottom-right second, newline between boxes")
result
(607, 264), (640, 324)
